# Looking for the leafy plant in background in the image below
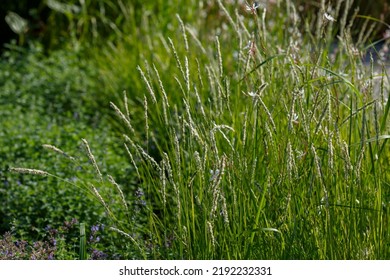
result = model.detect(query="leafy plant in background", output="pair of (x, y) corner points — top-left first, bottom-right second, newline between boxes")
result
(0, 42), (136, 256)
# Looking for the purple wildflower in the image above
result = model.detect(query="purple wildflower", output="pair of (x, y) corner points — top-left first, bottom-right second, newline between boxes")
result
(90, 249), (107, 260)
(91, 225), (100, 233)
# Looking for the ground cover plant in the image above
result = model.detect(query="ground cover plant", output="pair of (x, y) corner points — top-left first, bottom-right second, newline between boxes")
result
(1, 0), (389, 259)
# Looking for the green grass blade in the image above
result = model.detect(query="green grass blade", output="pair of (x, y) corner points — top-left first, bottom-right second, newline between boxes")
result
(79, 223), (87, 260)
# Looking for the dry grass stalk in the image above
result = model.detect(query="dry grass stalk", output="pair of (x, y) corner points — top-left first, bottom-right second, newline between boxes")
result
(207, 221), (216, 249)
(9, 167), (49, 177)
(137, 66), (157, 104)
(108, 175), (128, 213)
(42, 144), (76, 161)
(215, 36), (223, 78)
(82, 138), (103, 182)
(110, 102), (135, 133)
(168, 38), (185, 81)
(90, 184), (111, 215)
(176, 14), (189, 52)
(124, 143), (140, 178)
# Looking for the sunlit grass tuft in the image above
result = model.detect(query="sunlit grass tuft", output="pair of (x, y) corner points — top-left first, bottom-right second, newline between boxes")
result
(6, 0), (390, 259)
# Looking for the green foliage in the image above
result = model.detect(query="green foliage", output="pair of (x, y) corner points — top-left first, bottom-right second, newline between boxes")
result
(0, 41), (136, 258)
(96, 0), (389, 259)
(1, 0), (389, 260)
(0, 42), (101, 120)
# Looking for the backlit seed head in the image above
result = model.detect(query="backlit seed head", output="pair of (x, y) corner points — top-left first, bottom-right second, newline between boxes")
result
(245, 2), (261, 14)
(324, 13), (335, 22)
(9, 167), (49, 177)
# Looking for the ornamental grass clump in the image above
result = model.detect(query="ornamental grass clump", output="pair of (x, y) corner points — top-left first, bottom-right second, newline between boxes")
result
(9, 0), (390, 259)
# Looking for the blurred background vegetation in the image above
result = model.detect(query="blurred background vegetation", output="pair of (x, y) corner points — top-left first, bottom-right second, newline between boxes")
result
(0, 0), (389, 51)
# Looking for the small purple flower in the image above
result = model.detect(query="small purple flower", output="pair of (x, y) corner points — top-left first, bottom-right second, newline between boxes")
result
(50, 238), (57, 247)
(139, 200), (147, 207)
(4, 249), (12, 258)
(90, 249), (107, 260)
(91, 225), (99, 233)
(89, 224), (103, 243)
(135, 188), (144, 198)
(64, 218), (78, 229)
(89, 235), (100, 243)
